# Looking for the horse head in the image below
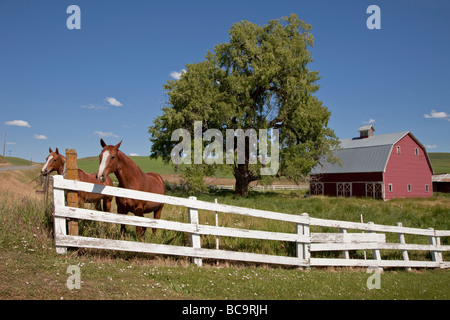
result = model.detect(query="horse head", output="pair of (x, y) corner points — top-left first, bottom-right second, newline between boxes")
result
(97, 138), (122, 183)
(42, 147), (65, 175)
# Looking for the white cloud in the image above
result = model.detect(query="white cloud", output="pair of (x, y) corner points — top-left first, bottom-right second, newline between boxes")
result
(34, 134), (48, 140)
(93, 131), (119, 138)
(105, 97), (123, 107)
(424, 109), (450, 119)
(170, 69), (186, 80)
(6, 142), (16, 145)
(363, 118), (376, 125)
(4, 120), (31, 127)
(129, 153), (140, 156)
(426, 144), (437, 149)
(81, 104), (108, 110)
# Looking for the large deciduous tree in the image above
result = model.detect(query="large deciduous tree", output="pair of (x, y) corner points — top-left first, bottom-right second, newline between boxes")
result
(149, 14), (339, 196)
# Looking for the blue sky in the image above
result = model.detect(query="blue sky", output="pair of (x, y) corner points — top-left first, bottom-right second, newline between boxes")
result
(1, 0), (449, 163)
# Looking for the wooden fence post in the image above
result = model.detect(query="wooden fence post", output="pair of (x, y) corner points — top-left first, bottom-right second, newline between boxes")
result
(188, 196), (202, 267)
(397, 222), (411, 271)
(340, 228), (350, 259)
(368, 222), (382, 270)
(296, 213), (310, 268)
(215, 199), (219, 250)
(53, 177), (67, 254)
(428, 228), (441, 263)
(65, 149), (79, 236)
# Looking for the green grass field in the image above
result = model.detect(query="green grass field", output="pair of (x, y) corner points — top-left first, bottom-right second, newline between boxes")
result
(3, 156), (33, 166)
(76, 152), (450, 176)
(78, 156), (177, 175)
(4, 152), (449, 178)
(429, 153), (450, 174)
(0, 168), (449, 300)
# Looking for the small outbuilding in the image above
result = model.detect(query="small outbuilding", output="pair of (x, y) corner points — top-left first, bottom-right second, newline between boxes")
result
(432, 174), (450, 193)
(310, 126), (434, 200)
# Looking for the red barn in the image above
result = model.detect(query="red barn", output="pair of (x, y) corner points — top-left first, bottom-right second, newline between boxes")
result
(310, 125), (434, 200)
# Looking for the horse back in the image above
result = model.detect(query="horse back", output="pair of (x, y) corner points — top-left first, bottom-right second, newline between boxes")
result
(77, 169), (113, 186)
(76, 169), (113, 203)
(145, 172), (166, 195)
(116, 172), (165, 214)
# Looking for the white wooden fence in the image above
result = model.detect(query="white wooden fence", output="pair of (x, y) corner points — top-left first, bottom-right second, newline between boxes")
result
(52, 175), (450, 269)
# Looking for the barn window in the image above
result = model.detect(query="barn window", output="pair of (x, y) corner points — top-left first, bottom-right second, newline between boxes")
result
(407, 184), (412, 192)
(425, 184), (429, 192)
(415, 148), (419, 155)
(388, 184), (393, 192)
(396, 146), (401, 154)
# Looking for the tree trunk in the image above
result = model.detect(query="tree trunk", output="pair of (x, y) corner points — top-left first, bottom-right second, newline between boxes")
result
(233, 163), (252, 196)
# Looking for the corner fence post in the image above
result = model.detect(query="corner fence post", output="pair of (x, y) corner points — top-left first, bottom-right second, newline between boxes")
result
(188, 196), (202, 267)
(66, 149), (79, 236)
(53, 176), (67, 254)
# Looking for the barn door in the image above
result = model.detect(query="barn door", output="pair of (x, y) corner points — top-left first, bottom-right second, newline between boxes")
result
(366, 182), (383, 199)
(337, 183), (351, 197)
(310, 182), (324, 196)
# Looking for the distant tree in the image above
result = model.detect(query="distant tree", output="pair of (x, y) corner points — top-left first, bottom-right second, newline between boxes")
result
(149, 14), (339, 196)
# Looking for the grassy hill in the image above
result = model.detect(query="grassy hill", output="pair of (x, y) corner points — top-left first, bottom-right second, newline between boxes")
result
(4, 157), (33, 166)
(77, 155), (235, 179)
(77, 153), (450, 176)
(429, 153), (450, 174)
(7, 152), (450, 176)
(78, 156), (177, 175)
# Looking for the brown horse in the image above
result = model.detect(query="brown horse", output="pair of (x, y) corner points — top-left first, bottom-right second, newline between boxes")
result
(42, 147), (113, 212)
(96, 139), (165, 239)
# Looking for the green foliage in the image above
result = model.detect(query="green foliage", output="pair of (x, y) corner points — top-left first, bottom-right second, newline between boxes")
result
(149, 14), (339, 196)
(178, 164), (208, 195)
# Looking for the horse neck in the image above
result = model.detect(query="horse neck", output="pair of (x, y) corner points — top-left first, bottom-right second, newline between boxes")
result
(114, 151), (145, 187)
(57, 155), (67, 175)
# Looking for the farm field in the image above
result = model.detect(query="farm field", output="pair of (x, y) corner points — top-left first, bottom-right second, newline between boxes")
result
(75, 152), (450, 187)
(429, 153), (450, 174)
(81, 152), (450, 177)
(0, 167), (449, 300)
(3, 151), (449, 178)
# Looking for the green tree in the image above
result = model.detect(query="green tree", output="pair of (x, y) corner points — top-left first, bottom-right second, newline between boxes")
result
(149, 14), (339, 196)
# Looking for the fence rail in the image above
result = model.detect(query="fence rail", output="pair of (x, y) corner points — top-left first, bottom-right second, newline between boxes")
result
(52, 175), (450, 269)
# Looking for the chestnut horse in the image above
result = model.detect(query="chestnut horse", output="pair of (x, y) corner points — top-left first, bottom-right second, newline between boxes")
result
(96, 139), (165, 239)
(42, 147), (113, 212)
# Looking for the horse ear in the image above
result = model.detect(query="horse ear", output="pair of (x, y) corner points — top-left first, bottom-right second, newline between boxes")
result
(115, 140), (122, 150)
(100, 138), (106, 148)
(49, 147), (53, 153)
(55, 148), (59, 155)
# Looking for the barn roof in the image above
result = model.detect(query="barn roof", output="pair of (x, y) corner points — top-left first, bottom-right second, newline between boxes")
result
(432, 174), (450, 182)
(311, 130), (434, 175)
